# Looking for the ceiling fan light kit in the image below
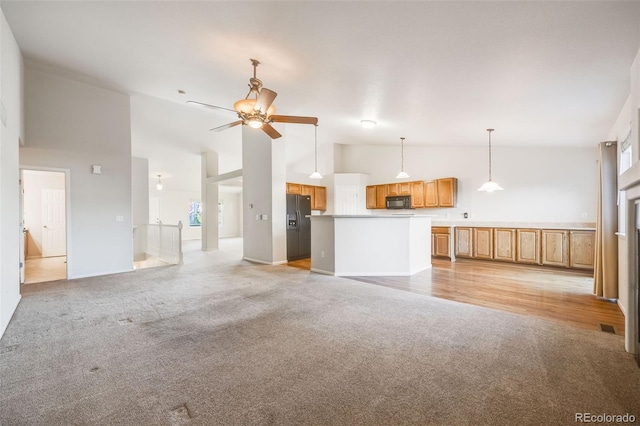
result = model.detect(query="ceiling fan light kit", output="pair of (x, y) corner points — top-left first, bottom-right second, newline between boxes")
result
(188, 59), (318, 139)
(477, 128), (504, 192)
(395, 137), (409, 179)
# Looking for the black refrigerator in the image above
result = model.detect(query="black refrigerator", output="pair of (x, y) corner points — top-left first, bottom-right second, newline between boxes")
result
(286, 194), (312, 261)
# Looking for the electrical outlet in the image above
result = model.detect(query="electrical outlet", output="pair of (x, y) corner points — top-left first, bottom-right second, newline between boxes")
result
(116, 216), (123, 222)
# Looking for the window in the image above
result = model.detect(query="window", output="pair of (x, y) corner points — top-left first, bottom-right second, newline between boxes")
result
(189, 201), (201, 227)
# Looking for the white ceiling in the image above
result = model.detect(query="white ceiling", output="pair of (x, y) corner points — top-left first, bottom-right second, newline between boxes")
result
(3, 1), (640, 189)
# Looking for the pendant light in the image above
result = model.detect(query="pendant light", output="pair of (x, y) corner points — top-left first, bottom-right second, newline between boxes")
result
(156, 174), (163, 191)
(395, 137), (409, 179)
(477, 128), (504, 192)
(309, 124), (322, 179)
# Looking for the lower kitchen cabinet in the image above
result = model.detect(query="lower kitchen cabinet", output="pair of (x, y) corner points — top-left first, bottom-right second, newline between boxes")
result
(516, 229), (541, 264)
(431, 227), (451, 258)
(569, 230), (595, 269)
(541, 229), (569, 268)
(473, 228), (494, 259)
(494, 228), (516, 262)
(455, 227), (473, 258)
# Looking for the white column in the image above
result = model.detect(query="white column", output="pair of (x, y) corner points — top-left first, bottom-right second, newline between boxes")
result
(201, 151), (219, 251)
(241, 126), (286, 264)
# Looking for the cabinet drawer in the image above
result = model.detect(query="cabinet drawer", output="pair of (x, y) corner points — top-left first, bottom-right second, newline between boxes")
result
(432, 227), (451, 235)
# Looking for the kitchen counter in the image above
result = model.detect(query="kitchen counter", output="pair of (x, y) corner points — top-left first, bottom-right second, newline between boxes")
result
(430, 220), (595, 230)
(310, 215), (431, 276)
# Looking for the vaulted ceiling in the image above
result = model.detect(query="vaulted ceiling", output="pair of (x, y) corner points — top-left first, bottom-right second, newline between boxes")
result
(3, 1), (640, 189)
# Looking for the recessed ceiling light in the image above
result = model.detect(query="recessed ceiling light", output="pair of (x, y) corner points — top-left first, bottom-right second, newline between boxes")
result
(361, 120), (377, 129)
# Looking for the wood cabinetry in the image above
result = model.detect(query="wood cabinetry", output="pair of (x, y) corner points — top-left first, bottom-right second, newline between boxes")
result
(516, 229), (541, 265)
(399, 182), (411, 195)
(387, 183), (399, 196)
(494, 228), (516, 262)
(569, 230), (595, 269)
(365, 186), (377, 209)
(432, 227), (451, 258)
(375, 185), (387, 208)
(455, 227), (473, 258)
(410, 181), (425, 208)
(473, 228), (494, 259)
(437, 178), (457, 207)
(453, 226), (593, 270)
(541, 229), (569, 268)
(286, 183), (302, 194)
(286, 182), (327, 211)
(424, 181), (438, 207)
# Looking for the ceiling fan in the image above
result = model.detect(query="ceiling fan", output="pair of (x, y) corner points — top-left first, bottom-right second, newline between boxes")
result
(187, 59), (318, 139)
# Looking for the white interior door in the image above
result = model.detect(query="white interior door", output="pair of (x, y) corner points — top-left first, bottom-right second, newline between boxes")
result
(335, 186), (359, 215)
(42, 189), (66, 257)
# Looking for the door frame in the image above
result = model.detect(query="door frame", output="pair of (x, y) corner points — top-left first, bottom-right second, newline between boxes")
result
(20, 166), (71, 283)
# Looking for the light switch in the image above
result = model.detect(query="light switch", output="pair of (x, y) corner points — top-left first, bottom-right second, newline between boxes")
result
(116, 216), (123, 222)
(92, 165), (102, 174)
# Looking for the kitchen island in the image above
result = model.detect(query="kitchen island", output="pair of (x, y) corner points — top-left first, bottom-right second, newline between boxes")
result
(310, 215), (431, 276)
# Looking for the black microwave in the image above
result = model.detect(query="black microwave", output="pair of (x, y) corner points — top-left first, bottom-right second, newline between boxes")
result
(386, 195), (412, 209)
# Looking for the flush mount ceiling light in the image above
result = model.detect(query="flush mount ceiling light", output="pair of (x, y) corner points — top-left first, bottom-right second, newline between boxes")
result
(309, 125), (323, 179)
(361, 120), (377, 129)
(156, 174), (163, 191)
(477, 128), (504, 192)
(395, 137), (409, 179)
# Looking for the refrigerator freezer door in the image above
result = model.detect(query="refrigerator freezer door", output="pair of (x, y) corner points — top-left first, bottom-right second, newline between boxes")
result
(286, 194), (300, 260)
(298, 195), (312, 258)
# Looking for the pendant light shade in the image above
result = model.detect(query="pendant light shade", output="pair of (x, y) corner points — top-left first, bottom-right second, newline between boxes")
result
(395, 137), (409, 179)
(309, 124), (323, 179)
(477, 129), (503, 192)
(156, 174), (163, 191)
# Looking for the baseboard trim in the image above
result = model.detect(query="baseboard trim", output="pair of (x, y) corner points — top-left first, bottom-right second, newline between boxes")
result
(310, 268), (335, 276)
(244, 257), (287, 266)
(618, 299), (627, 317)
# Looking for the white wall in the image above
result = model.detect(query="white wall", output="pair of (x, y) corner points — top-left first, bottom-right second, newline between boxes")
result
(0, 9), (24, 338)
(242, 127), (286, 264)
(20, 67), (133, 279)
(22, 170), (65, 258)
(219, 190), (242, 238)
(339, 144), (598, 222)
(132, 157), (149, 261)
(151, 188), (202, 241)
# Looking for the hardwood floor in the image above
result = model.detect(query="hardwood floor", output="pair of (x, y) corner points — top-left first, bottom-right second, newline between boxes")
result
(287, 258), (311, 270)
(24, 256), (67, 284)
(288, 257), (625, 335)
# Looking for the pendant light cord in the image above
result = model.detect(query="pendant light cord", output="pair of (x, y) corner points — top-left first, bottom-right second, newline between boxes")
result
(314, 125), (318, 172)
(400, 137), (405, 172)
(487, 129), (494, 181)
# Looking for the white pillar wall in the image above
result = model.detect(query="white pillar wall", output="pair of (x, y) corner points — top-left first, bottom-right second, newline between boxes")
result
(201, 151), (219, 251)
(242, 126), (287, 264)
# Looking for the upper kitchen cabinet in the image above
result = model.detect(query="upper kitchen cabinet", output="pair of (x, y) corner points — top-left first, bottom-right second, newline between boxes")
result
(366, 186), (377, 209)
(410, 181), (425, 208)
(286, 182), (327, 211)
(437, 178), (457, 207)
(387, 183), (399, 196)
(375, 184), (387, 209)
(424, 180), (438, 207)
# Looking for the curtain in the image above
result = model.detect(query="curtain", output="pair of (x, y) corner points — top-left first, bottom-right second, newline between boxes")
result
(593, 141), (618, 299)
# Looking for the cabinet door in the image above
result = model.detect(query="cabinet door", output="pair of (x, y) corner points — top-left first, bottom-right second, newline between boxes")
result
(366, 186), (377, 209)
(286, 183), (302, 194)
(375, 185), (387, 209)
(437, 178), (457, 207)
(494, 228), (516, 262)
(313, 186), (327, 211)
(410, 181), (425, 208)
(424, 181), (438, 207)
(301, 185), (314, 209)
(516, 229), (541, 264)
(434, 234), (451, 257)
(541, 229), (569, 267)
(473, 228), (494, 259)
(387, 183), (399, 196)
(569, 230), (595, 269)
(455, 227), (473, 258)
(399, 182), (411, 195)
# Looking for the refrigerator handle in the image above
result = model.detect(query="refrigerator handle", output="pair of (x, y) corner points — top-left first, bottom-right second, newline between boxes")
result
(296, 210), (301, 231)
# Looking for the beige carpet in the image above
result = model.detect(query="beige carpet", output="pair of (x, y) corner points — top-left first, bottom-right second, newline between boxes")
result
(1, 241), (639, 425)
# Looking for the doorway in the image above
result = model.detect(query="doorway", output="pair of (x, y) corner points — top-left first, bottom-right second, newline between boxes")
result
(21, 169), (68, 284)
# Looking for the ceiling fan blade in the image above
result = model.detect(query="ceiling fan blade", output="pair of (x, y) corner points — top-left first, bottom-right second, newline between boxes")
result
(269, 115), (318, 125)
(210, 120), (243, 132)
(253, 88), (277, 113)
(187, 100), (237, 114)
(261, 123), (282, 139)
